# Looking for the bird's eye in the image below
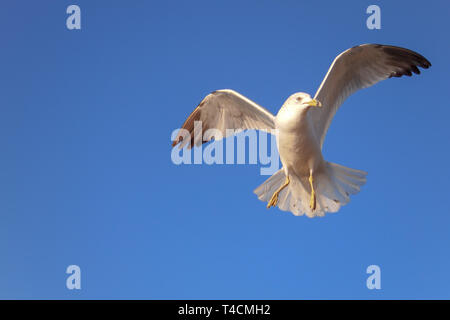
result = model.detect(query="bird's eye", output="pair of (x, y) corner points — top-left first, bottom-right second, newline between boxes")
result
(296, 97), (302, 102)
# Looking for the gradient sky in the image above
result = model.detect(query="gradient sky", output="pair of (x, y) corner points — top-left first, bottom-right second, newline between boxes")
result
(1, 0), (449, 299)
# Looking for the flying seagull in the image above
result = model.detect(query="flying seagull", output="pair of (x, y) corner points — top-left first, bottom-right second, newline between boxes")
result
(172, 44), (431, 217)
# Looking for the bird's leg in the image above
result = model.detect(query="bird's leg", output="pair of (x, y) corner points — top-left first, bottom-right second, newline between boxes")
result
(267, 175), (290, 209)
(309, 170), (316, 211)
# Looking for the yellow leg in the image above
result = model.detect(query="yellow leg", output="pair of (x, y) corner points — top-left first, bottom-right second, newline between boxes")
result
(267, 176), (290, 209)
(309, 171), (316, 211)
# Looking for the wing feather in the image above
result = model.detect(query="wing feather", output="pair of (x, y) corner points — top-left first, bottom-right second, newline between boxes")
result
(172, 89), (275, 149)
(309, 44), (431, 148)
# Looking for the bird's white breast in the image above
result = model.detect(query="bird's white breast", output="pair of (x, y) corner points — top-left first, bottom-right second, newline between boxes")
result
(275, 104), (324, 177)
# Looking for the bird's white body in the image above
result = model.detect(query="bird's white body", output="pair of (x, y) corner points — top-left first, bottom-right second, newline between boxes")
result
(254, 93), (368, 217)
(276, 101), (324, 179)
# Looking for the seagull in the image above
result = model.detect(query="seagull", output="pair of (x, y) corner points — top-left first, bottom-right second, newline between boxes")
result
(172, 44), (431, 217)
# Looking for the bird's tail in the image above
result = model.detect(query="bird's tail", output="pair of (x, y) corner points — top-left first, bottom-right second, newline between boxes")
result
(254, 162), (367, 217)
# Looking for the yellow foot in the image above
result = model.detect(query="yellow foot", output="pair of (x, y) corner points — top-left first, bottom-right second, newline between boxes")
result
(309, 172), (316, 211)
(309, 189), (316, 211)
(267, 193), (279, 208)
(267, 176), (290, 209)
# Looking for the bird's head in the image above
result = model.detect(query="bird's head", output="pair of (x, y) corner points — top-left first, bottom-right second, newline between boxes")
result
(285, 92), (322, 109)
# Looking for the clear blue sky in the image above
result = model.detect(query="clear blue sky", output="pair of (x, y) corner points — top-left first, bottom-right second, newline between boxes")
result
(1, 0), (449, 299)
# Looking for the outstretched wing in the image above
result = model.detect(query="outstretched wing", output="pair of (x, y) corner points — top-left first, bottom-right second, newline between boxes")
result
(172, 89), (275, 149)
(309, 44), (431, 148)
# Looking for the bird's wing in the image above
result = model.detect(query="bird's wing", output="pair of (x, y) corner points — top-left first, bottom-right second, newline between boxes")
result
(309, 44), (431, 148)
(172, 89), (275, 149)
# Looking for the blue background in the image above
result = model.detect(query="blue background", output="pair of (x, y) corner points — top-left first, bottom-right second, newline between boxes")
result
(1, 0), (449, 299)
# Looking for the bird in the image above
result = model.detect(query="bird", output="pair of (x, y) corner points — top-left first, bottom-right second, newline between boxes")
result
(172, 44), (431, 217)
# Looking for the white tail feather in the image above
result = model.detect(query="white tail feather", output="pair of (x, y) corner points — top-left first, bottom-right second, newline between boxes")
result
(254, 162), (367, 217)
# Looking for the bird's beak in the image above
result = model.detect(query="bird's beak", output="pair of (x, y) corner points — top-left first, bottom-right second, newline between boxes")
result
(307, 99), (322, 107)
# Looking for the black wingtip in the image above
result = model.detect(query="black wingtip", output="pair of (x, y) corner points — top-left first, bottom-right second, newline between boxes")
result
(378, 44), (431, 78)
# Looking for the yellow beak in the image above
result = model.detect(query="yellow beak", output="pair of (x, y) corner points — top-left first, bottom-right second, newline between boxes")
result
(307, 99), (322, 107)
